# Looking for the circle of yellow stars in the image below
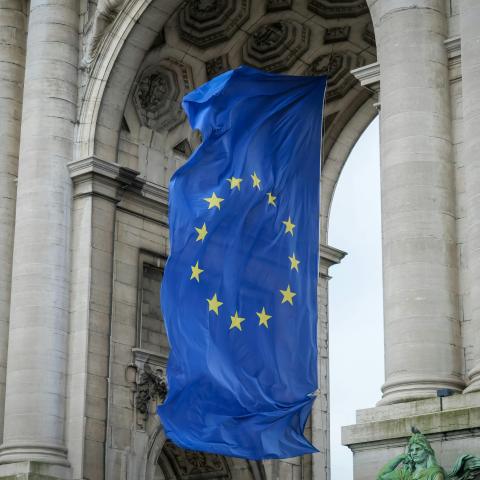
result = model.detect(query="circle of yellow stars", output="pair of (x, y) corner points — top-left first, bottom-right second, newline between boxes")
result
(189, 172), (301, 331)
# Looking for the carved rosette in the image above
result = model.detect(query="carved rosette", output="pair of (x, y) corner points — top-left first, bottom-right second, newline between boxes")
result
(133, 59), (194, 133)
(178, 0), (251, 48)
(308, 0), (369, 18)
(158, 440), (232, 479)
(305, 51), (366, 102)
(243, 20), (310, 72)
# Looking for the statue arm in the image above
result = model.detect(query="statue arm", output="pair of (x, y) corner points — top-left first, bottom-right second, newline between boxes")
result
(377, 454), (407, 480)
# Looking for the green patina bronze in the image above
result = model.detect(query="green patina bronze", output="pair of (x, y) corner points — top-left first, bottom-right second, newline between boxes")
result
(377, 428), (480, 480)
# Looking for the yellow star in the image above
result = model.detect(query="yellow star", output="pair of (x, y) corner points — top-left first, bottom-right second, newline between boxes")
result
(280, 285), (296, 305)
(190, 261), (204, 282)
(204, 192), (224, 210)
(282, 216), (295, 235)
(207, 293), (223, 315)
(227, 176), (243, 190)
(267, 192), (277, 207)
(195, 223), (208, 242)
(230, 310), (246, 331)
(257, 307), (272, 328)
(289, 253), (300, 271)
(251, 171), (261, 189)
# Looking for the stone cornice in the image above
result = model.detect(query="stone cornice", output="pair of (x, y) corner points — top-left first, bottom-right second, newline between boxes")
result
(351, 61), (380, 93)
(445, 35), (461, 60)
(320, 244), (347, 278)
(68, 156), (140, 202)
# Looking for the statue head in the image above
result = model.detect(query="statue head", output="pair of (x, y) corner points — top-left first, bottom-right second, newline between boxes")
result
(404, 429), (439, 469)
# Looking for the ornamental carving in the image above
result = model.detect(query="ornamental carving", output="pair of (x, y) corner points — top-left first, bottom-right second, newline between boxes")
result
(178, 0), (251, 48)
(133, 59), (194, 133)
(158, 440), (232, 479)
(324, 25), (351, 44)
(308, 0), (368, 19)
(305, 51), (366, 102)
(135, 363), (167, 420)
(243, 20), (310, 72)
(205, 55), (230, 80)
(82, 0), (125, 68)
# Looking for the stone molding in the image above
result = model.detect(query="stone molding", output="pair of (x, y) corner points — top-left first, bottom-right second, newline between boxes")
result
(444, 36), (462, 83)
(68, 156), (140, 202)
(351, 61), (380, 92)
(319, 244), (347, 279)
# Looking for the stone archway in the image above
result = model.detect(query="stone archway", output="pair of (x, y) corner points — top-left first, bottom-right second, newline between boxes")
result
(72, 1), (379, 479)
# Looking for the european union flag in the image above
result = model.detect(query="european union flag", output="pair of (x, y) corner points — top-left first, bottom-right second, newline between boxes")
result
(158, 66), (327, 460)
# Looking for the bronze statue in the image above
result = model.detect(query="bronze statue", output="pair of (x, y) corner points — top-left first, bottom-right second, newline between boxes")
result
(377, 428), (480, 480)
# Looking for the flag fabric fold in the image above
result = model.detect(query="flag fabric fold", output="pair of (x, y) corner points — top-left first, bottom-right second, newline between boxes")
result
(158, 66), (327, 460)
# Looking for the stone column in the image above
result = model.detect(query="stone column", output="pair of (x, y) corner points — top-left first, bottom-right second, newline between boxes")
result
(374, 0), (463, 404)
(0, 0), (27, 444)
(461, 0), (480, 394)
(0, 0), (78, 470)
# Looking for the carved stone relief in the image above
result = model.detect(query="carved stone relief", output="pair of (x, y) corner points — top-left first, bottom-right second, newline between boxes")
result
(158, 440), (232, 479)
(135, 363), (167, 422)
(82, 0), (125, 68)
(243, 20), (310, 72)
(308, 0), (368, 18)
(178, 0), (251, 48)
(205, 55), (230, 80)
(133, 58), (194, 133)
(305, 51), (366, 102)
(324, 25), (351, 44)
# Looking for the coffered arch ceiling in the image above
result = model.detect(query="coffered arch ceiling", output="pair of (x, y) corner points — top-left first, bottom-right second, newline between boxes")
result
(123, 0), (376, 158)
(79, 0), (377, 243)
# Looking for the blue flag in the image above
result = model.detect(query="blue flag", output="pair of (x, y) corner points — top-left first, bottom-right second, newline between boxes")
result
(158, 66), (327, 460)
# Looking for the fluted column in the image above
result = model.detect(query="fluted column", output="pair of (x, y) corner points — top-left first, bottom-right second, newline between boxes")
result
(0, 0), (27, 444)
(0, 0), (78, 467)
(374, 0), (463, 404)
(461, 0), (480, 393)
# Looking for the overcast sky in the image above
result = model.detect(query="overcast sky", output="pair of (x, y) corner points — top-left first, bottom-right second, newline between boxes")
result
(327, 117), (384, 478)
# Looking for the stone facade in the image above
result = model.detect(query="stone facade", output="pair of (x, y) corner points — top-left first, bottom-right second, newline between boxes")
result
(0, 0), (479, 479)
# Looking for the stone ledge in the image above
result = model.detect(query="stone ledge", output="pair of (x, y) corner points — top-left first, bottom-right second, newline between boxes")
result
(342, 393), (480, 449)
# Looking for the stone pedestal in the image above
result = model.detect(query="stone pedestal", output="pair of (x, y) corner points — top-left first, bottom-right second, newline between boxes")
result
(342, 392), (480, 479)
